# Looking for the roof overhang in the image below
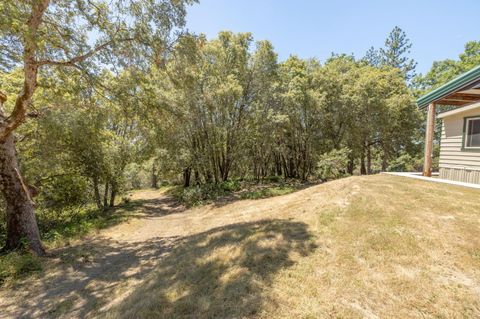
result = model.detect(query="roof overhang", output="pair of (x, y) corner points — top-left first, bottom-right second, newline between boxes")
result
(437, 101), (480, 119)
(417, 65), (480, 109)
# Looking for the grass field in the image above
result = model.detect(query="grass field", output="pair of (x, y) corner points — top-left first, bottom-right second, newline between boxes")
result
(1, 174), (480, 318)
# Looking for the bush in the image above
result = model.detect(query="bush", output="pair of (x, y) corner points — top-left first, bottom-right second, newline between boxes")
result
(218, 180), (241, 192)
(175, 180), (242, 207)
(316, 148), (350, 181)
(180, 186), (205, 206)
(265, 175), (282, 183)
(387, 153), (423, 172)
(38, 175), (90, 208)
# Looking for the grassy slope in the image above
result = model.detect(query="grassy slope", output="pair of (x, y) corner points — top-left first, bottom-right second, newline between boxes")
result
(104, 175), (480, 318)
(2, 175), (480, 318)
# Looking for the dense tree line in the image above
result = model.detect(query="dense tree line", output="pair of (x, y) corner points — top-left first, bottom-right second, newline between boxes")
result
(149, 32), (421, 186)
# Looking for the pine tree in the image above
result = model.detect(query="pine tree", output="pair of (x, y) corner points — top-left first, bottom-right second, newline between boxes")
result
(363, 46), (381, 67)
(379, 26), (417, 81)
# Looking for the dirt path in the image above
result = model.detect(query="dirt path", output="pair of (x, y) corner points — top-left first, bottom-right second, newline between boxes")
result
(0, 180), (355, 319)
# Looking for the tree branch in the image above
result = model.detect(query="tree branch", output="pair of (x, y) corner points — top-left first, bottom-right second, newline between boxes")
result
(36, 40), (115, 66)
(0, 0), (50, 142)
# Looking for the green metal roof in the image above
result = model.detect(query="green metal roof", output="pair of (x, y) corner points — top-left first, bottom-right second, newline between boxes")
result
(417, 65), (480, 108)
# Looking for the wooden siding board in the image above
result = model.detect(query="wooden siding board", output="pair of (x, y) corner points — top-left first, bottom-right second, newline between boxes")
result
(439, 111), (480, 174)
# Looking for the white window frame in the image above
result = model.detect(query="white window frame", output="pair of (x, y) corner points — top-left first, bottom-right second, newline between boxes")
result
(464, 116), (480, 149)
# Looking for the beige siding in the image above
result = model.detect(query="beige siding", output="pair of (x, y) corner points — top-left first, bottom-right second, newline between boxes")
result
(439, 108), (480, 175)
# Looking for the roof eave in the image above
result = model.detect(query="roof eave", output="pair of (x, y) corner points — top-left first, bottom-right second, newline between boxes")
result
(416, 65), (480, 108)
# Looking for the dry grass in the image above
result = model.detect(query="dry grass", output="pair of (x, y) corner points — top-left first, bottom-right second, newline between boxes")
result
(1, 175), (480, 318)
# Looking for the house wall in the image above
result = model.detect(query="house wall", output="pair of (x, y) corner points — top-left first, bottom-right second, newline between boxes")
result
(439, 108), (480, 184)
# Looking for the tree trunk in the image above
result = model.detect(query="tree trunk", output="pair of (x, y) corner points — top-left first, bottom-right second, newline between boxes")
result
(151, 162), (158, 189)
(0, 133), (44, 255)
(360, 147), (367, 175)
(109, 185), (116, 207)
(194, 169), (200, 185)
(183, 168), (191, 187)
(93, 177), (102, 209)
(347, 156), (354, 175)
(367, 145), (372, 175)
(103, 182), (109, 208)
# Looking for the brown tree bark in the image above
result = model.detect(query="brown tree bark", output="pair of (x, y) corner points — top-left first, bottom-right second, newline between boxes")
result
(360, 147), (367, 175)
(347, 155), (354, 175)
(183, 168), (191, 187)
(0, 93), (44, 255)
(109, 185), (116, 208)
(151, 162), (158, 189)
(0, 133), (44, 255)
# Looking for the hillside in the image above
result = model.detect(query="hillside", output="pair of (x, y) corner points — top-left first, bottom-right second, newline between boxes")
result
(1, 174), (480, 318)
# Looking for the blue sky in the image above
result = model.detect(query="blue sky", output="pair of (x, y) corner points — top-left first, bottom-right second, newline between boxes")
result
(186, 0), (480, 74)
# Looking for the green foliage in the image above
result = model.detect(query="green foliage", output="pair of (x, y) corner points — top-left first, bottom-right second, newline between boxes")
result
(414, 40), (480, 95)
(0, 0), (196, 73)
(386, 152), (423, 172)
(174, 181), (242, 207)
(316, 148), (351, 181)
(0, 252), (43, 285)
(38, 175), (90, 208)
(239, 185), (296, 200)
(379, 26), (417, 81)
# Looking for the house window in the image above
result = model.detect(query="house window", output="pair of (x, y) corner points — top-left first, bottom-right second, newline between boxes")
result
(465, 117), (480, 149)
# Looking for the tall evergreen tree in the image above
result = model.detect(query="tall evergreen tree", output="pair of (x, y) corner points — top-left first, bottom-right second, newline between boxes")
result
(363, 46), (381, 67)
(379, 26), (417, 81)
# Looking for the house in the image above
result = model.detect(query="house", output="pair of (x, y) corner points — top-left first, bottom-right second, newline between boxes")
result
(417, 65), (480, 184)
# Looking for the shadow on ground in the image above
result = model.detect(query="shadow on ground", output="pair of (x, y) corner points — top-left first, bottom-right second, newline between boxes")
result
(117, 195), (186, 218)
(2, 236), (178, 318)
(102, 219), (316, 319)
(3, 219), (315, 318)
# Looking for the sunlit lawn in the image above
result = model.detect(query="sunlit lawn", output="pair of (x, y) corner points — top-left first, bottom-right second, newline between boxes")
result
(104, 175), (480, 318)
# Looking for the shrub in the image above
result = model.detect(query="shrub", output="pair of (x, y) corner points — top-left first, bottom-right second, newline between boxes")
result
(316, 148), (350, 181)
(218, 180), (241, 192)
(265, 175), (282, 183)
(176, 180), (242, 207)
(180, 186), (205, 206)
(38, 175), (90, 208)
(387, 153), (423, 172)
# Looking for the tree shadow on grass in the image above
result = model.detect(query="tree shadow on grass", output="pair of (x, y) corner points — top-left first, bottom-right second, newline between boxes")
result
(1, 236), (179, 319)
(102, 219), (317, 319)
(2, 219), (315, 318)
